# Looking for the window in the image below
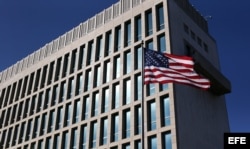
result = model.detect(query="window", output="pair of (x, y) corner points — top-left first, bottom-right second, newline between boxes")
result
(146, 39), (154, 50)
(96, 35), (103, 61)
(40, 113), (47, 136)
(197, 37), (202, 46)
(94, 65), (101, 87)
(184, 24), (189, 34)
(100, 117), (108, 145)
(86, 41), (94, 65)
(46, 137), (52, 149)
(191, 31), (196, 40)
(40, 66), (47, 89)
(145, 10), (153, 36)
(76, 73), (83, 95)
(73, 99), (81, 123)
(135, 46), (142, 70)
(147, 84), (156, 96)
(37, 92), (44, 113)
(47, 62), (54, 85)
(51, 85), (58, 106)
(67, 77), (75, 99)
(103, 60), (111, 83)
(124, 21), (131, 47)
(148, 136), (157, 149)
(54, 58), (61, 82)
(38, 139), (44, 149)
(59, 81), (66, 102)
(123, 143), (131, 149)
(123, 110), (131, 138)
(62, 54), (69, 78)
(114, 26), (122, 51)
(111, 114), (119, 142)
(62, 131), (69, 149)
(114, 56), (121, 79)
(65, 104), (72, 126)
(156, 4), (165, 30)
(135, 106), (142, 135)
(84, 69), (92, 91)
(53, 134), (60, 149)
(92, 92), (99, 116)
(25, 119), (33, 141)
(90, 121), (98, 148)
(134, 140), (142, 149)
(30, 95), (36, 116)
(82, 96), (90, 120)
(70, 49), (77, 74)
(124, 51), (132, 74)
(78, 45), (85, 70)
(12, 125), (19, 146)
(148, 101), (157, 131)
(161, 96), (170, 126)
(162, 132), (172, 149)
(18, 122), (26, 144)
(160, 84), (168, 91)
(44, 88), (51, 109)
(33, 116), (40, 138)
(105, 31), (112, 56)
(48, 110), (55, 133)
(81, 125), (88, 149)
(135, 15), (142, 42)
(71, 128), (78, 149)
(158, 34), (166, 52)
(135, 74), (142, 101)
(124, 78), (131, 104)
(112, 83), (120, 109)
(56, 107), (63, 130)
(102, 87), (109, 113)
(6, 127), (12, 148)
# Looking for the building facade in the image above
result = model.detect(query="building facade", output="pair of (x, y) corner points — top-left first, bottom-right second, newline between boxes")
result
(0, 0), (230, 148)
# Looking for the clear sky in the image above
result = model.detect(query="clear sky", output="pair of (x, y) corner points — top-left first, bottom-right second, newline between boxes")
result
(0, 0), (249, 132)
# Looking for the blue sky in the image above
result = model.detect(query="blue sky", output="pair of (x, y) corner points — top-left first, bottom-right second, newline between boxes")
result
(0, 0), (249, 132)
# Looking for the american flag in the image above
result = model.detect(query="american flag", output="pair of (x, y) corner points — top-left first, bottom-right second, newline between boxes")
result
(144, 49), (210, 89)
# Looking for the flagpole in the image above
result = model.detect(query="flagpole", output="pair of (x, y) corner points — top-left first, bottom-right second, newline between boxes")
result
(141, 40), (145, 149)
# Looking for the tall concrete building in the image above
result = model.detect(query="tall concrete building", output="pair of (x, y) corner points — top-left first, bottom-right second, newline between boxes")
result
(0, 0), (230, 148)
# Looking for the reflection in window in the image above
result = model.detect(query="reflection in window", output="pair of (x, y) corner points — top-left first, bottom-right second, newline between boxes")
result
(148, 101), (156, 131)
(135, 106), (142, 135)
(103, 60), (111, 83)
(124, 51), (132, 74)
(96, 35), (103, 61)
(102, 88), (109, 113)
(90, 121), (98, 148)
(124, 21), (131, 47)
(114, 56), (121, 79)
(124, 79), (131, 104)
(148, 136), (157, 149)
(111, 114), (119, 142)
(135, 74), (142, 101)
(156, 4), (165, 30)
(123, 110), (131, 138)
(113, 83), (120, 109)
(73, 100), (81, 123)
(115, 26), (121, 51)
(158, 34), (166, 52)
(161, 96), (170, 126)
(135, 15), (142, 42)
(62, 131), (69, 149)
(135, 47), (142, 70)
(94, 65), (101, 87)
(163, 132), (172, 149)
(145, 10), (153, 36)
(82, 96), (89, 120)
(81, 125), (87, 149)
(65, 104), (72, 126)
(92, 92), (99, 116)
(105, 31), (112, 56)
(101, 118), (108, 145)
(71, 128), (78, 149)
